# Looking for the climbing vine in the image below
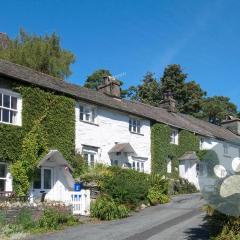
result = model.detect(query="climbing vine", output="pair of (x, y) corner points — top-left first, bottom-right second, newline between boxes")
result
(151, 123), (203, 178)
(0, 79), (75, 195)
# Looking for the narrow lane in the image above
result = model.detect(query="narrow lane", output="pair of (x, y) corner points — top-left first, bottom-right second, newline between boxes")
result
(28, 193), (209, 240)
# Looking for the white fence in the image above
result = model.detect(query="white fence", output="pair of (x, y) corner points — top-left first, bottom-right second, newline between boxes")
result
(69, 189), (90, 216)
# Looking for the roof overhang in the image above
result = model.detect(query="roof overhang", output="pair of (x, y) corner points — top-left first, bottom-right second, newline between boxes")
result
(37, 150), (74, 172)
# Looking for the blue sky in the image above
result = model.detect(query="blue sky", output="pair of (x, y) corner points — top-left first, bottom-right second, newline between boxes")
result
(1, 0), (240, 109)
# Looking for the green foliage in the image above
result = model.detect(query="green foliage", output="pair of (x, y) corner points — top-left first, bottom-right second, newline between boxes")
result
(151, 123), (200, 178)
(90, 195), (129, 220)
(38, 207), (77, 230)
(127, 72), (161, 106)
(72, 153), (88, 179)
(0, 82), (75, 195)
(15, 208), (34, 230)
(0, 29), (75, 79)
(196, 96), (238, 124)
(206, 209), (240, 240)
(147, 186), (170, 206)
(84, 69), (128, 98)
(169, 178), (198, 195)
(0, 211), (5, 226)
(100, 167), (149, 207)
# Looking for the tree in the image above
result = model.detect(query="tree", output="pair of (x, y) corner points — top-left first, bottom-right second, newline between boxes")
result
(84, 69), (112, 89)
(84, 69), (128, 98)
(197, 96), (238, 125)
(160, 64), (206, 114)
(127, 72), (161, 106)
(0, 29), (75, 79)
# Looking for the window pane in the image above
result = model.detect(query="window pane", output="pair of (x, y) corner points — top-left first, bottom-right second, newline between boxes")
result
(141, 162), (144, 172)
(11, 97), (17, 109)
(3, 95), (10, 108)
(10, 111), (17, 124)
(0, 164), (6, 178)
(83, 153), (88, 162)
(137, 162), (140, 171)
(85, 108), (90, 121)
(0, 93), (2, 106)
(43, 169), (52, 189)
(2, 109), (9, 123)
(90, 154), (95, 167)
(79, 106), (84, 120)
(129, 119), (132, 131)
(132, 161), (135, 169)
(0, 179), (5, 191)
(33, 168), (41, 189)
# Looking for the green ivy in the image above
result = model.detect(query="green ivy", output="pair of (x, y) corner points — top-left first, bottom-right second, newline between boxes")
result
(151, 123), (202, 178)
(0, 80), (75, 195)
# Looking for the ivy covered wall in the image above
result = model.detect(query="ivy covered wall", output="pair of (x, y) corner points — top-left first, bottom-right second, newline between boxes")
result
(0, 79), (75, 164)
(151, 123), (200, 177)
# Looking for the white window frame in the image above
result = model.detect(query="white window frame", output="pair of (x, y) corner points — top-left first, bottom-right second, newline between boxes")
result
(167, 157), (172, 173)
(79, 104), (97, 124)
(32, 167), (53, 191)
(0, 88), (22, 126)
(82, 146), (98, 167)
(170, 128), (179, 145)
(129, 117), (141, 134)
(0, 162), (7, 191)
(132, 160), (145, 172)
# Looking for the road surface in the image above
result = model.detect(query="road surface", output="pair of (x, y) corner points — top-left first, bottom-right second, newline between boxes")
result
(28, 193), (209, 240)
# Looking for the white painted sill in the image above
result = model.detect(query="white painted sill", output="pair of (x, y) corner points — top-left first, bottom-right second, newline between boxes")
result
(129, 131), (144, 136)
(79, 120), (99, 126)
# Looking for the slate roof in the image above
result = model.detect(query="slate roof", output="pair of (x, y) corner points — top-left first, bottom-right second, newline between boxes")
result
(0, 59), (238, 142)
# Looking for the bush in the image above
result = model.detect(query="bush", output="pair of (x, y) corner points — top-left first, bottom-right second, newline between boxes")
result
(169, 178), (198, 195)
(205, 209), (240, 240)
(16, 208), (34, 230)
(100, 167), (149, 208)
(147, 186), (170, 206)
(38, 206), (77, 230)
(91, 195), (129, 220)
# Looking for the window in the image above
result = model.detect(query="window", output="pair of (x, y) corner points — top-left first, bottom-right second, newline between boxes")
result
(129, 118), (141, 134)
(170, 128), (178, 145)
(200, 138), (204, 150)
(43, 168), (52, 189)
(82, 146), (98, 167)
(132, 160), (144, 172)
(167, 157), (172, 173)
(33, 168), (41, 189)
(32, 167), (53, 190)
(79, 104), (96, 123)
(0, 89), (21, 125)
(223, 143), (229, 155)
(0, 163), (7, 191)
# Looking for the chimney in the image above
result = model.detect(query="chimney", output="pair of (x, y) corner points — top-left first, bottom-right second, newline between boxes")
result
(221, 116), (240, 136)
(159, 91), (177, 113)
(0, 32), (9, 49)
(97, 76), (121, 98)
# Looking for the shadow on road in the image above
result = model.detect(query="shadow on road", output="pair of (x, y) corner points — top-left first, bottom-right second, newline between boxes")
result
(184, 218), (210, 240)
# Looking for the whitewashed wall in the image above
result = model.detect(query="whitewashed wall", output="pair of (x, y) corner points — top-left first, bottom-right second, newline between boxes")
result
(75, 102), (152, 173)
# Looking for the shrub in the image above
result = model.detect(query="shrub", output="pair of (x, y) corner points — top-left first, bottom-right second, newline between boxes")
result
(100, 167), (149, 207)
(91, 195), (129, 220)
(147, 186), (170, 205)
(169, 178), (198, 195)
(16, 208), (34, 230)
(38, 206), (77, 230)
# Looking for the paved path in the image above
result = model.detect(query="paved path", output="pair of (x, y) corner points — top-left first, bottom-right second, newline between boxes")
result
(28, 193), (209, 240)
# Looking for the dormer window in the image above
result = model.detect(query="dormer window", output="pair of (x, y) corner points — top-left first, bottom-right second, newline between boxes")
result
(170, 128), (178, 145)
(129, 117), (141, 134)
(79, 104), (96, 123)
(0, 89), (21, 126)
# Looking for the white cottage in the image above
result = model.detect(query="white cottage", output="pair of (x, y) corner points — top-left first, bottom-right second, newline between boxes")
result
(0, 60), (240, 197)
